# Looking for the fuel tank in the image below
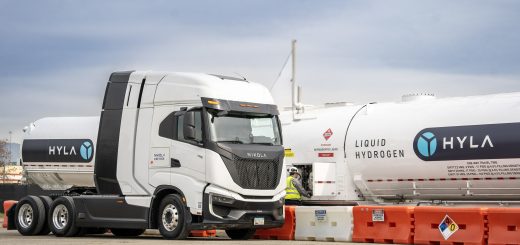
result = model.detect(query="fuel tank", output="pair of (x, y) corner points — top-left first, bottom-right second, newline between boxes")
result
(21, 117), (99, 190)
(282, 92), (520, 202)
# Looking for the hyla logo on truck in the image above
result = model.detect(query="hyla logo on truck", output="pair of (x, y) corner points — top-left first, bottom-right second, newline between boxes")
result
(22, 139), (94, 163)
(413, 123), (520, 161)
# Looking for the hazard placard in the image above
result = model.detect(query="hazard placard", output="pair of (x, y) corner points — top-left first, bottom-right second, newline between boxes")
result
(323, 128), (333, 141)
(438, 215), (459, 240)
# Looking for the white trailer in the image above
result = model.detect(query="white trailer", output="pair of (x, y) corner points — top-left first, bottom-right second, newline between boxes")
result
(9, 71), (285, 239)
(281, 93), (520, 205)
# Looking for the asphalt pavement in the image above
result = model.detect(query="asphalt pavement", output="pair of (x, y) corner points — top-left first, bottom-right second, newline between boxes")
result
(0, 229), (357, 245)
(0, 220), (364, 245)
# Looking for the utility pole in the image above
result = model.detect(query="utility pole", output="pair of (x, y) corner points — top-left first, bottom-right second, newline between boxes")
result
(291, 39), (303, 120)
(2, 138), (6, 183)
(9, 131), (12, 165)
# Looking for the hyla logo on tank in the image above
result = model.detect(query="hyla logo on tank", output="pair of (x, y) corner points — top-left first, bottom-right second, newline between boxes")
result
(416, 132), (437, 157)
(80, 141), (93, 160)
(414, 123), (520, 161)
(22, 139), (94, 163)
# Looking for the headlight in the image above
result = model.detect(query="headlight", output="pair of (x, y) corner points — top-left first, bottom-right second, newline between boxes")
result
(211, 193), (235, 205)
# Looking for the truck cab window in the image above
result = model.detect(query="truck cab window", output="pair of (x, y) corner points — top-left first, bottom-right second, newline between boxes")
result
(159, 110), (203, 142)
(207, 111), (281, 145)
(177, 111), (203, 143)
(159, 112), (175, 140)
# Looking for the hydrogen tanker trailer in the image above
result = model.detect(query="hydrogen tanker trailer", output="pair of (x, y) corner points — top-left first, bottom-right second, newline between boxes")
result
(281, 93), (520, 205)
(9, 71), (286, 239)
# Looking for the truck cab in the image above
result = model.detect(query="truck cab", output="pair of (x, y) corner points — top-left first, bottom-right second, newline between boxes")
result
(15, 71), (285, 239)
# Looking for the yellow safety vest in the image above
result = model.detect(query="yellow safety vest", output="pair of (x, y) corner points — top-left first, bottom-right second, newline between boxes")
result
(285, 176), (301, 200)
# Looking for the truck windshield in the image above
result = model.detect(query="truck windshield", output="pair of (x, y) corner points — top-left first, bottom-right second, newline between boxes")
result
(207, 112), (281, 145)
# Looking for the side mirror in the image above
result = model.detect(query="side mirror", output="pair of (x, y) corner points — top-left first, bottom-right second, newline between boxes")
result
(183, 111), (196, 141)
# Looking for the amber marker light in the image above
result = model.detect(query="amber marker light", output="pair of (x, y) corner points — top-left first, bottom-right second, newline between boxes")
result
(207, 100), (220, 105)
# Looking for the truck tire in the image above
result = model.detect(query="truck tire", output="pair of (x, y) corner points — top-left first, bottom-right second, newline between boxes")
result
(225, 229), (256, 240)
(48, 196), (81, 237)
(111, 228), (146, 237)
(37, 196), (53, 235)
(14, 195), (46, 236)
(157, 194), (190, 240)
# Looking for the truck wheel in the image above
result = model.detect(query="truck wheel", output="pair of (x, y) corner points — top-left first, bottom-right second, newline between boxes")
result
(111, 228), (146, 237)
(37, 196), (53, 235)
(225, 229), (256, 240)
(14, 195), (46, 236)
(48, 196), (80, 237)
(157, 194), (190, 240)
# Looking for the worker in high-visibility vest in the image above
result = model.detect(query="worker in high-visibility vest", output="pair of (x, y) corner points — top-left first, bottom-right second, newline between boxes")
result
(285, 167), (311, 205)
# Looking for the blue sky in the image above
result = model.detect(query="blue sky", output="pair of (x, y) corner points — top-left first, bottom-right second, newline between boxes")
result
(1, 0), (520, 141)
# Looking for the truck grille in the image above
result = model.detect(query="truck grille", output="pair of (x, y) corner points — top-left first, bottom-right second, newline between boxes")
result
(232, 155), (281, 190)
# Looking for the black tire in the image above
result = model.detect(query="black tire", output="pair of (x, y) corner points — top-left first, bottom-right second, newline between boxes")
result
(37, 196), (53, 235)
(48, 196), (81, 237)
(111, 228), (146, 237)
(75, 227), (89, 237)
(14, 195), (46, 236)
(157, 194), (190, 240)
(225, 228), (256, 240)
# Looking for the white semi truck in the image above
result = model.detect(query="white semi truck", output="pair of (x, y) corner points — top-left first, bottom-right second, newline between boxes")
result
(281, 93), (520, 205)
(9, 71), (286, 239)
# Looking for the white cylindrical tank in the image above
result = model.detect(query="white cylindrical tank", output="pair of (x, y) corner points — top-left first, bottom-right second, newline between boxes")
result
(282, 92), (520, 202)
(346, 92), (520, 201)
(22, 117), (99, 190)
(281, 106), (365, 202)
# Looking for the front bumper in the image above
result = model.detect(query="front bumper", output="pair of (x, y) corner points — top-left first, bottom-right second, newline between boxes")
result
(190, 192), (285, 230)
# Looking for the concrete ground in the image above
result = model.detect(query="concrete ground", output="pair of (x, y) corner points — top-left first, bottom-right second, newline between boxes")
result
(1, 218), (364, 245)
(0, 229), (365, 245)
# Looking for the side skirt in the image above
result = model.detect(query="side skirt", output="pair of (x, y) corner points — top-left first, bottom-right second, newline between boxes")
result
(73, 195), (149, 229)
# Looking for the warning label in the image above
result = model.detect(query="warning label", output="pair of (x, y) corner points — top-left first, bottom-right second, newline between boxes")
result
(372, 209), (384, 222)
(438, 215), (459, 240)
(314, 209), (327, 222)
(446, 160), (520, 177)
(318, 152), (334, 158)
(323, 128), (333, 141)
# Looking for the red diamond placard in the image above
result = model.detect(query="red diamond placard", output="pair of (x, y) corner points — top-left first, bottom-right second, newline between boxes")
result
(323, 128), (333, 141)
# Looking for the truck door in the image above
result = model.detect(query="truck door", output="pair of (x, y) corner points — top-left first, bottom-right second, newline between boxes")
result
(170, 109), (206, 182)
(149, 105), (176, 187)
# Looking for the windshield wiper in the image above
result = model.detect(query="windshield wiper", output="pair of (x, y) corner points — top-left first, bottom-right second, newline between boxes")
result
(250, 142), (274, 146)
(217, 140), (245, 144)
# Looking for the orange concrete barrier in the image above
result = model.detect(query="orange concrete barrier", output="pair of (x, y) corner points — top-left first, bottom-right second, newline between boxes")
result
(414, 207), (487, 245)
(487, 207), (520, 245)
(2, 200), (17, 229)
(352, 206), (415, 244)
(254, 206), (295, 240)
(190, 229), (216, 237)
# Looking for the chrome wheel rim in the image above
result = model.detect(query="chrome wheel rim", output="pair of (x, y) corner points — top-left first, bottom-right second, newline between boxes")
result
(52, 204), (69, 230)
(17, 204), (34, 229)
(161, 204), (179, 232)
